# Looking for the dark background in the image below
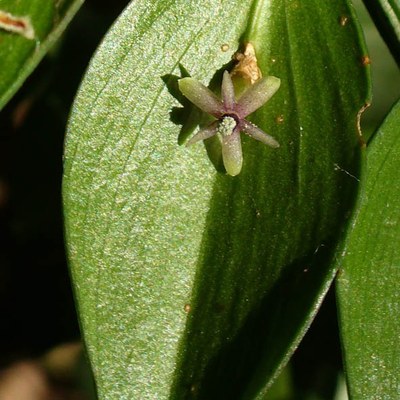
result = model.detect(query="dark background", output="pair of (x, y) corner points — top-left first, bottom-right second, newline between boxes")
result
(0, 0), (129, 366)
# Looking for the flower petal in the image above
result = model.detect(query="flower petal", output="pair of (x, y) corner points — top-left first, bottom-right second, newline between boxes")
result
(221, 132), (243, 176)
(178, 77), (224, 117)
(241, 120), (280, 148)
(235, 76), (281, 118)
(221, 71), (236, 110)
(186, 121), (219, 146)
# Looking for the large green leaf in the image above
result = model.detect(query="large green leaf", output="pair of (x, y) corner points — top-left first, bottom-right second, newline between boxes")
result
(0, 0), (84, 110)
(63, 0), (370, 398)
(337, 100), (400, 399)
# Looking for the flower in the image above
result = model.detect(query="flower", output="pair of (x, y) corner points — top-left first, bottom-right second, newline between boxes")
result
(178, 71), (281, 176)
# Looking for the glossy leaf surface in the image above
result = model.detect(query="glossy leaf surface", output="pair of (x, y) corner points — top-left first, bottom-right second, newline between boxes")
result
(63, 0), (370, 398)
(337, 100), (400, 399)
(0, 0), (84, 109)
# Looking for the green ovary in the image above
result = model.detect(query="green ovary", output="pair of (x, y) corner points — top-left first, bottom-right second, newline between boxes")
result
(217, 116), (237, 137)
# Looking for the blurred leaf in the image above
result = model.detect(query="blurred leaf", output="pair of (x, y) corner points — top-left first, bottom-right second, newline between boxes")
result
(63, 0), (370, 398)
(337, 100), (400, 399)
(0, 0), (84, 110)
(362, 0), (400, 66)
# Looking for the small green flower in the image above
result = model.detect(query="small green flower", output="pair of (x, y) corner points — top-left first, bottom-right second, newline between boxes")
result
(178, 71), (281, 176)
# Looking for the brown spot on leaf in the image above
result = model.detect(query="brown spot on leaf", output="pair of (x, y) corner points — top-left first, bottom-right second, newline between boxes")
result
(220, 43), (229, 52)
(356, 103), (370, 148)
(0, 10), (34, 39)
(361, 55), (371, 66)
(339, 15), (349, 26)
